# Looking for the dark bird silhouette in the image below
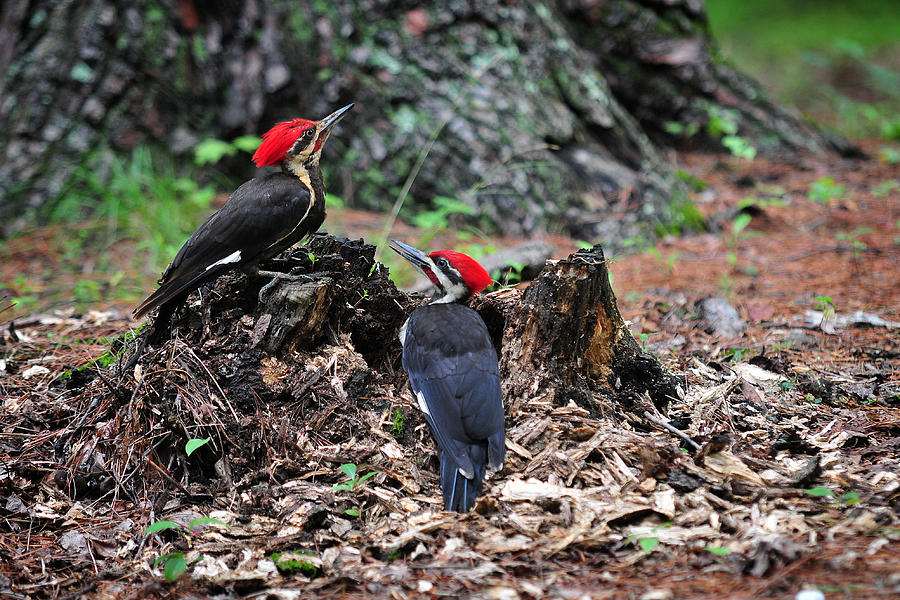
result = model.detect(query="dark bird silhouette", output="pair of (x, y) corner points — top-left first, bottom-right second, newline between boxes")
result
(133, 104), (353, 323)
(391, 240), (505, 512)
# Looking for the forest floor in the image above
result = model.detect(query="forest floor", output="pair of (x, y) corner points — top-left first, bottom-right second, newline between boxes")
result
(1, 144), (899, 599)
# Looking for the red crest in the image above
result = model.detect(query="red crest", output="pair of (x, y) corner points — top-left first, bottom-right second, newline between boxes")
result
(430, 250), (493, 294)
(252, 118), (316, 167)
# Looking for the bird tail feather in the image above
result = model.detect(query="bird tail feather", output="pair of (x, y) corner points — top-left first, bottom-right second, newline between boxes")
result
(133, 265), (229, 319)
(440, 446), (486, 513)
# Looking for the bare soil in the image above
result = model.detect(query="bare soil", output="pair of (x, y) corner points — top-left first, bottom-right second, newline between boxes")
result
(1, 147), (899, 599)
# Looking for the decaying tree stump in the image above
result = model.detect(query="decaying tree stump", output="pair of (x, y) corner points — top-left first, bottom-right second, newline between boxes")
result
(59, 236), (674, 500)
(473, 247), (677, 415)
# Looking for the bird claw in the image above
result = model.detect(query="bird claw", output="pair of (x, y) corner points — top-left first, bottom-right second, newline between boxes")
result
(256, 270), (314, 302)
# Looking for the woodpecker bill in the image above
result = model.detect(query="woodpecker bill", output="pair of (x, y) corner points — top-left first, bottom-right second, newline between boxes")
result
(133, 103), (354, 321)
(391, 240), (505, 512)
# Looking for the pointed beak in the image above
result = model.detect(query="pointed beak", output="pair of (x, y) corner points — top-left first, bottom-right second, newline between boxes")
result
(317, 103), (354, 144)
(389, 239), (430, 273)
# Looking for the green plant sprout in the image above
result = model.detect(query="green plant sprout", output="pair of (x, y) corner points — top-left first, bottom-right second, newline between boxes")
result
(636, 331), (657, 351)
(835, 227), (872, 258)
(333, 463), (378, 492)
(722, 347), (755, 362)
(704, 545), (730, 556)
(625, 522), (672, 554)
(391, 408), (406, 438)
(878, 147), (900, 164)
(871, 180), (898, 196)
(705, 104), (757, 160)
(676, 169), (709, 192)
(664, 121), (700, 138)
(145, 516), (228, 582)
(726, 212), (753, 268)
(737, 195), (786, 210)
(808, 176), (846, 204)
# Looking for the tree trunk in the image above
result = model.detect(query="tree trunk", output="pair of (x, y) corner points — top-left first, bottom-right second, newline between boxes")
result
(57, 236), (674, 499)
(1, 0), (852, 239)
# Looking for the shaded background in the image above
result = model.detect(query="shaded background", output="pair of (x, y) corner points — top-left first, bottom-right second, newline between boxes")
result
(0, 0), (898, 318)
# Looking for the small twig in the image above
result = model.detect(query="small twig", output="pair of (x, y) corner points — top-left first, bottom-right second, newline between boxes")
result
(642, 410), (701, 451)
(183, 344), (239, 423)
(54, 397), (100, 455)
(61, 583), (97, 600)
(120, 330), (148, 377)
(85, 533), (98, 574)
(147, 458), (191, 496)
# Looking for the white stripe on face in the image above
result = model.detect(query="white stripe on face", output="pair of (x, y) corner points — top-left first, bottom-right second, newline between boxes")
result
(422, 257), (468, 302)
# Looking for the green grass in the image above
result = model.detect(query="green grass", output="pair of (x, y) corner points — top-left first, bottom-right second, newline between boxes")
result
(706, 0), (900, 141)
(707, 1), (900, 54)
(0, 144), (237, 316)
(48, 146), (221, 276)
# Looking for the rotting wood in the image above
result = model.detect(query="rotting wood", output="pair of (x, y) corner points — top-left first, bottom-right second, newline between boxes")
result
(473, 244), (678, 415)
(54, 235), (676, 500)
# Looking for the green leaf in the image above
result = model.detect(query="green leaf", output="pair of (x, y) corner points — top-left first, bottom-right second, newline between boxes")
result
(814, 296), (834, 308)
(332, 482), (354, 492)
(664, 121), (685, 135)
(189, 516), (228, 531)
(805, 486), (835, 497)
(732, 213), (752, 236)
(145, 520), (185, 535)
(638, 537), (659, 553)
(357, 470), (378, 484)
(722, 135), (757, 160)
(340, 463), (357, 479)
(704, 545), (730, 556)
(194, 139), (237, 165)
(185, 437), (211, 457)
(345, 508), (360, 517)
(232, 135), (262, 153)
(163, 552), (187, 582)
(839, 492), (861, 505)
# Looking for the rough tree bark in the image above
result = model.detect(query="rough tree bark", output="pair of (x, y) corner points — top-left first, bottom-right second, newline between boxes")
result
(56, 236), (674, 497)
(1, 0), (850, 239)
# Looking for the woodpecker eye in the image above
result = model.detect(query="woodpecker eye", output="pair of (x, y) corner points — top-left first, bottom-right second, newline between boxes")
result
(302, 128), (315, 139)
(437, 257), (449, 269)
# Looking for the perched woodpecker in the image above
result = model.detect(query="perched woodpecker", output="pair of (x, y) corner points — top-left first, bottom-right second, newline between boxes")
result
(133, 103), (354, 321)
(390, 240), (505, 512)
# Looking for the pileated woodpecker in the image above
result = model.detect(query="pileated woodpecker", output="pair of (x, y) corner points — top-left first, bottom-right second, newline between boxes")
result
(133, 103), (354, 321)
(390, 240), (505, 512)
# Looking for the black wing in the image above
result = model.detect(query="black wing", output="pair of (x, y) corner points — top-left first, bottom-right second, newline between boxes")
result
(402, 303), (505, 510)
(134, 173), (312, 318)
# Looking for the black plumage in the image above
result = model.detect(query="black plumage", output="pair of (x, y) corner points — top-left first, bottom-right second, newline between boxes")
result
(133, 172), (321, 319)
(132, 104), (352, 324)
(402, 302), (505, 512)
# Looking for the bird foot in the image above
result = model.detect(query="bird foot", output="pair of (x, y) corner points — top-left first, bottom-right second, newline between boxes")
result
(256, 269), (313, 302)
